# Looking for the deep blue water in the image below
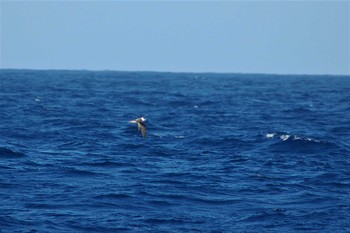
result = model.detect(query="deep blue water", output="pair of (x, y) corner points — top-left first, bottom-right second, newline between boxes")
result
(0, 70), (349, 233)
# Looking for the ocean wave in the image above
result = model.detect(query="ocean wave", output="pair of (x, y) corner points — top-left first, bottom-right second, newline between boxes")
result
(61, 167), (110, 178)
(0, 181), (15, 189)
(94, 193), (133, 200)
(145, 192), (240, 206)
(0, 215), (30, 228)
(0, 147), (25, 158)
(82, 160), (135, 168)
(143, 216), (200, 225)
(193, 136), (254, 150)
(264, 133), (344, 154)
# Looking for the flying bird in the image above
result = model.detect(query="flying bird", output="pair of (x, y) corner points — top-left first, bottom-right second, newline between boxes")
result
(129, 117), (147, 138)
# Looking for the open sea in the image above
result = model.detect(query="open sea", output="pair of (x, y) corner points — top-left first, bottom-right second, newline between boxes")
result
(0, 70), (349, 233)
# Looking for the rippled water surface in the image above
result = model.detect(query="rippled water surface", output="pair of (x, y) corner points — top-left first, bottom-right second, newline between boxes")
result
(1, 70), (349, 232)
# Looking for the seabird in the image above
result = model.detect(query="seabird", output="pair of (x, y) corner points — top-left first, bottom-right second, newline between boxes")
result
(129, 117), (147, 138)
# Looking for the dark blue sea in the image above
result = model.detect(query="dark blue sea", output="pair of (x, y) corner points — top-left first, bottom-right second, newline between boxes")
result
(0, 70), (349, 233)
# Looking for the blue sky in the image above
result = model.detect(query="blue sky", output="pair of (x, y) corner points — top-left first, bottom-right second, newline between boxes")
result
(1, 1), (349, 75)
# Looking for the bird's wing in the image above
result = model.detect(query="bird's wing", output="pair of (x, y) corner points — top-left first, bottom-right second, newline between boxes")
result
(138, 122), (147, 138)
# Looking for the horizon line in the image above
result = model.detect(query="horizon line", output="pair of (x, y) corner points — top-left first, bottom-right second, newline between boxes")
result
(0, 68), (349, 77)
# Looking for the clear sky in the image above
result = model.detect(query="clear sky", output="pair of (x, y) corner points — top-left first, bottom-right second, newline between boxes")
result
(0, 1), (349, 75)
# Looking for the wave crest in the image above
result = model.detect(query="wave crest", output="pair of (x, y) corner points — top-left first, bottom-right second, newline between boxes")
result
(0, 147), (25, 158)
(264, 133), (344, 154)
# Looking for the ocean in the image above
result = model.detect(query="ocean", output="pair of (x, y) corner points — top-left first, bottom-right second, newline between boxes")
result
(0, 70), (349, 232)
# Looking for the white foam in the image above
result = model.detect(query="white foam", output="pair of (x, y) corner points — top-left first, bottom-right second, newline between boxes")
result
(34, 97), (41, 102)
(265, 133), (276, 139)
(280, 135), (291, 141)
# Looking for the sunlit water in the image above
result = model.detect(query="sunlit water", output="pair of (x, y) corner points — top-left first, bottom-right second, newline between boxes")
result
(1, 70), (349, 232)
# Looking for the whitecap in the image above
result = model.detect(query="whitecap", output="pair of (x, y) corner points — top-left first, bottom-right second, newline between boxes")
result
(280, 135), (291, 141)
(293, 135), (320, 143)
(265, 133), (276, 139)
